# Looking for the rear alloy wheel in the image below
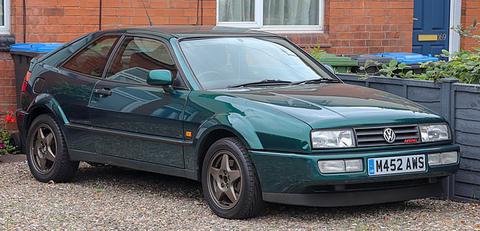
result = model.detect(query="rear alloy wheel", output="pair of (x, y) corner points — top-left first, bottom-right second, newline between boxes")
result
(26, 114), (79, 183)
(30, 125), (56, 174)
(202, 137), (264, 219)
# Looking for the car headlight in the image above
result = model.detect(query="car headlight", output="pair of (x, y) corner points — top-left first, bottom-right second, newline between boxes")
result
(311, 129), (355, 149)
(419, 124), (450, 142)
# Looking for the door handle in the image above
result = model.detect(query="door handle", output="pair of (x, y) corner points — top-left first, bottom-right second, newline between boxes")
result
(93, 88), (112, 97)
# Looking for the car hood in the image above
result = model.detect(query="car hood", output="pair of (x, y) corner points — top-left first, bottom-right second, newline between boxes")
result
(220, 84), (444, 129)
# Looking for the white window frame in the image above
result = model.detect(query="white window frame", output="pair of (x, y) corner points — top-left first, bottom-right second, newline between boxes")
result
(449, 0), (462, 54)
(0, 0), (10, 34)
(216, 0), (324, 33)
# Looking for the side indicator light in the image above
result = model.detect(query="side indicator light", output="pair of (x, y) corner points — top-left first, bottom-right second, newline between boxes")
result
(185, 131), (193, 138)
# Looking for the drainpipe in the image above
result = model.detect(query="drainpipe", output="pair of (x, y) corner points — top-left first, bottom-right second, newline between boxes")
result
(23, 0), (27, 42)
(99, 0), (103, 30)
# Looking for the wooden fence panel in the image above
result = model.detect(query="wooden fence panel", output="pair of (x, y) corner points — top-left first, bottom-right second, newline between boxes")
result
(338, 74), (480, 202)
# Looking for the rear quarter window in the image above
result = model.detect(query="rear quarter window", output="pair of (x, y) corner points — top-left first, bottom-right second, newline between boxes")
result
(62, 36), (119, 77)
(40, 34), (92, 67)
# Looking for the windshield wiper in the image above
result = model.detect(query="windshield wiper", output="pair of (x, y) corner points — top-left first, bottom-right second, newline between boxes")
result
(293, 78), (341, 85)
(228, 79), (293, 88)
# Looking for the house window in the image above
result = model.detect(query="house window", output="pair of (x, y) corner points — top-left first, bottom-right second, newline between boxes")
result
(217, 0), (324, 32)
(0, 0), (10, 34)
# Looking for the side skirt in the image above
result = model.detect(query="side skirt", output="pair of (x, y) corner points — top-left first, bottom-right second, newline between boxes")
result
(69, 149), (199, 181)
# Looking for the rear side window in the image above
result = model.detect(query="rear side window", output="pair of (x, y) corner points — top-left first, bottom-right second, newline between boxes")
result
(63, 36), (119, 77)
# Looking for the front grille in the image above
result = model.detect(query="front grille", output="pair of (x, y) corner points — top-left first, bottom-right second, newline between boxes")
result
(354, 124), (420, 147)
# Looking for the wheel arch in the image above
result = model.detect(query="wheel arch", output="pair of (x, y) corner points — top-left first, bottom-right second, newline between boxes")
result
(193, 117), (263, 181)
(25, 94), (69, 132)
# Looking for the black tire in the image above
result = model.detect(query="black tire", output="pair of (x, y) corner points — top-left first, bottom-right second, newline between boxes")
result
(201, 137), (264, 219)
(26, 114), (79, 183)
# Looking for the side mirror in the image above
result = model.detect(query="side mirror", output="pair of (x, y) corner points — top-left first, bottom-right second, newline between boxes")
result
(324, 64), (336, 74)
(147, 70), (173, 86)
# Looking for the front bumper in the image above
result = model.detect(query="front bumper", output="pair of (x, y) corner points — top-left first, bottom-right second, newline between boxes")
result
(250, 144), (459, 207)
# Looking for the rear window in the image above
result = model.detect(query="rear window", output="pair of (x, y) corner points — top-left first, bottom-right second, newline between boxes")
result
(62, 36), (119, 77)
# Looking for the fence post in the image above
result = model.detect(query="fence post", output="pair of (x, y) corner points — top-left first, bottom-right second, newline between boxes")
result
(438, 77), (459, 199)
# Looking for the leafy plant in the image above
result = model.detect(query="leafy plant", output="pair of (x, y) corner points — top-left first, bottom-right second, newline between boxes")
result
(417, 49), (480, 83)
(442, 49), (480, 84)
(0, 111), (17, 155)
(376, 49), (480, 84)
(356, 60), (381, 78)
(309, 45), (329, 60)
(379, 60), (414, 78)
(454, 19), (480, 41)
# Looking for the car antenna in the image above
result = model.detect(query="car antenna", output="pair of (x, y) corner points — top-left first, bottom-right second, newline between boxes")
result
(142, 0), (153, 26)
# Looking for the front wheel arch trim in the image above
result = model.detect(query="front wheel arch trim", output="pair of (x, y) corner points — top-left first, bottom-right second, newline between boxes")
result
(194, 126), (255, 181)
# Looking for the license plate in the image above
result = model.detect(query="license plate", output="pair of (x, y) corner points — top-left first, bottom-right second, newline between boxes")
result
(368, 155), (426, 176)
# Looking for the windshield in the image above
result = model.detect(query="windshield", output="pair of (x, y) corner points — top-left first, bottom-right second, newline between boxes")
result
(180, 37), (335, 90)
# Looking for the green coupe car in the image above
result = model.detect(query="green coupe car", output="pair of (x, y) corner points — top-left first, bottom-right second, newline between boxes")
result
(16, 26), (459, 219)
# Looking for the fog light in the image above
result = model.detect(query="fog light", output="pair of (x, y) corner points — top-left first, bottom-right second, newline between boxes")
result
(318, 159), (363, 173)
(428, 152), (458, 166)
(318, 160), (345, 173)
(345, 159), (363, 172)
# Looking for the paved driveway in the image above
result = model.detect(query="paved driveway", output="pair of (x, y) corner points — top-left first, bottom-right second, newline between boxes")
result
(0, 155), (479, 230)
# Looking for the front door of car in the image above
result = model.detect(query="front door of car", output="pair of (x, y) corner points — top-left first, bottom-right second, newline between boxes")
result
(88, 36), (189, 168)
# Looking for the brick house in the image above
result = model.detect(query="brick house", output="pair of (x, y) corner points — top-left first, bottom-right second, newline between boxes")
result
(0, 0), (478, 112)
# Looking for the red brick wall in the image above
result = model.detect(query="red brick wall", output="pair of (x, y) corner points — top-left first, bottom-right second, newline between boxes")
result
(280, 0), (415, 54)
(0, 0), (415, 111)
(0, 52), (15, 113)
(10, 0), (216, 43)
(461, 0), (480, 50)
(1, 0), (217, 112)
(325, 0), (414, 54)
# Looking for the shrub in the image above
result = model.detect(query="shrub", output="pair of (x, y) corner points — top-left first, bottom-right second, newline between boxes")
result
(309, 46), (329, 60)
(424, 49), (480, 84)
(377, 50), (480, 84)
(379, 59), (415, 79)
(0, 111), (17, 155)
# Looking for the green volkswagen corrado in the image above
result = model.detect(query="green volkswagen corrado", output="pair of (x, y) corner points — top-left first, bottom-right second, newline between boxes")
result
(16, 26), (459, 219)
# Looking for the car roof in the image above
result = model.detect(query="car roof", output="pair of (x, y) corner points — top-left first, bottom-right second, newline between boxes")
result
(97, 26), (278, 39)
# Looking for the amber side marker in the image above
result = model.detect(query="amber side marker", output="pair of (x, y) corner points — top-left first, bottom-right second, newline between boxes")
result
(185, 131), (193, 138)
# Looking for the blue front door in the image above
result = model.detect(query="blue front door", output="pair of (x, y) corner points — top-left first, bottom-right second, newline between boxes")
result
(413, 0), (450, 56)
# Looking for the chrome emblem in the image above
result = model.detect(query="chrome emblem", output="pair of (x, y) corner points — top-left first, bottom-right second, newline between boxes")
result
(383, 128), (396, 143)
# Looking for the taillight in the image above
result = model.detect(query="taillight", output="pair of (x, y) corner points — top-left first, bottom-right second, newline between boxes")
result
(21, 71), (32, 92)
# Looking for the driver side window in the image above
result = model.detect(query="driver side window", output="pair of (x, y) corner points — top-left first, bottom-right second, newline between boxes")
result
(106, 36), (184, 87)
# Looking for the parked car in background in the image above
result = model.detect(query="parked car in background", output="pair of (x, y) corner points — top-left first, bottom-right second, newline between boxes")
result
(16, 26), (459, 219)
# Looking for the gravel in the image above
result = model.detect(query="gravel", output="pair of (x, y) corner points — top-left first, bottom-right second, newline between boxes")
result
(0, 157), (479, 230)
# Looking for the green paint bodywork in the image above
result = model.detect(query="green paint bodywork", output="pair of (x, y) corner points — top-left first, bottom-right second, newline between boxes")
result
(17, 27), (459, 196)
(184, 83), (445, 154)
(251, 144), (458, 193)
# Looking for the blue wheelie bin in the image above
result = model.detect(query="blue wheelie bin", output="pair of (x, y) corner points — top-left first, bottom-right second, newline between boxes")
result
(10, 43), (63, 108)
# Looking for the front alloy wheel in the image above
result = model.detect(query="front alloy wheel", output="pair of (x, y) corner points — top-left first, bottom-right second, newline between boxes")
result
(207, 151), (243, 209)
(201, 137), (264, 219)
